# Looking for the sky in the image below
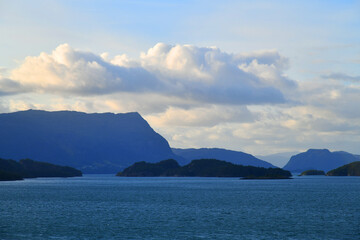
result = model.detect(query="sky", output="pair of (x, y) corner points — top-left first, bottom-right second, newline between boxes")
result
(1, 0), (360, 156)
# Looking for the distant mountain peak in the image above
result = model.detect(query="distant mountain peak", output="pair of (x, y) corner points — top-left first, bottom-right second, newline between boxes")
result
(306, 148), (330, 153)
(284, 149), (359, 172)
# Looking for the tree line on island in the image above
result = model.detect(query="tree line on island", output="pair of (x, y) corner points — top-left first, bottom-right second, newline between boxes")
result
(116, 159), (292, 179)
(299, 161), (360, 176)
(0, 158), (82, 181)
(1, 157), (360, 181)
(117, 159), (360, 179)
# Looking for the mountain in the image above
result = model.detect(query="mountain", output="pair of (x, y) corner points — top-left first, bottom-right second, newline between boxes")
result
(0, 158), (82, 181)
(283, 149), (359, 173)
(117, 159), (291, 178)
(172, 148), (275, 168)
(0, 110), (182, 173)
(256, 151), (299, 168)
(327, 161), (360, 176)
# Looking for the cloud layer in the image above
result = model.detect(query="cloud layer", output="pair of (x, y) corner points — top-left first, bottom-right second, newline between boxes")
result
(1, 43), (359, 156)
(1, 43), (295, 105)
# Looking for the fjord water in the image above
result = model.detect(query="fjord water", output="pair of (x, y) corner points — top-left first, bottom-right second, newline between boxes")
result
(1, 176), (359, 240)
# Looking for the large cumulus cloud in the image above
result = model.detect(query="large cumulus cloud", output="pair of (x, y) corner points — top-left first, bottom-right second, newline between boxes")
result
(7, 44), (159, 95)
(1, 43), (296, 105)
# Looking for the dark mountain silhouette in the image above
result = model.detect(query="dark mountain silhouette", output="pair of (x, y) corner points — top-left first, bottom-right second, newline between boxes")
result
(172, 148), (275, 168)
(117, 159), (291, 178)
(283, 149), (359, 172)
(0, 158), (82, 181)
(327, 161), (360, 176)
(0, 110), (182, 173)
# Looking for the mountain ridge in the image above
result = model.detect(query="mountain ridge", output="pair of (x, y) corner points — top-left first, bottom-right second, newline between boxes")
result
(0, 109), (182, 173)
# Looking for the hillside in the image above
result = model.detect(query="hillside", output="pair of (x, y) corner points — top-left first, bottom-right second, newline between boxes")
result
(327, 161), (360, 176)
(0, 110), (181, 173)
(283, 149), (359, 172)
(172, 148), (275, 168)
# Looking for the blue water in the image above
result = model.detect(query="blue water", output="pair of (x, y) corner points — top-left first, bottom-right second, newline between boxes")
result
(1, 175), (359, 240)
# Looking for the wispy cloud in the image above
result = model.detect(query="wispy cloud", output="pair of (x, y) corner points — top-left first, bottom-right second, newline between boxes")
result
(322, 72), (360, 82)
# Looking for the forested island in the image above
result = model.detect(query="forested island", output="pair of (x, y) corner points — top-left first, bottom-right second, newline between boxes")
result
(326, 161), (360, 176)
(0, 158), (82, 181)
(116, 159), (292, 179)
(300, 170), (325, 176)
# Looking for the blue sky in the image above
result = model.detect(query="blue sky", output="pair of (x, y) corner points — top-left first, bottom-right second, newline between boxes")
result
(2, 0), (359, 74)
(1, 0), (360, 158)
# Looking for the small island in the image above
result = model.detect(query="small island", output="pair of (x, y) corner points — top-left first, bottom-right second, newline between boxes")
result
(116, 159), (292, 179)
(0, 158), (82, 181)
(242, 175), (292, 180)
(299, 170), (325, 176)
(326, 161), (360, 176)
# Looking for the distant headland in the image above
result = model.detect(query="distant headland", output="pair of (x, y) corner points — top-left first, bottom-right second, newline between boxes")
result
(326, 161), (360, 176)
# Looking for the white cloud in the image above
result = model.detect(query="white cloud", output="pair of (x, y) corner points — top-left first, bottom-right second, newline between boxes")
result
(146, 105), (256, 127)
(2, 43), (295, 105)
(297, 80), (360, 119)
(8, 44), (158, 95)
(139, 43), (293, 104)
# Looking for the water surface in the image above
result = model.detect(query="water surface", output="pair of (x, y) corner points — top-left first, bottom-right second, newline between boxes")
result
(1, 175), (359, 239)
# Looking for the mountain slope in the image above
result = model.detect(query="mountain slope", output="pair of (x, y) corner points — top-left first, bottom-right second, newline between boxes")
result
(172, 148), (275, 168)
(0, 110), (181, 173)
(283, 149), (359, 172)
